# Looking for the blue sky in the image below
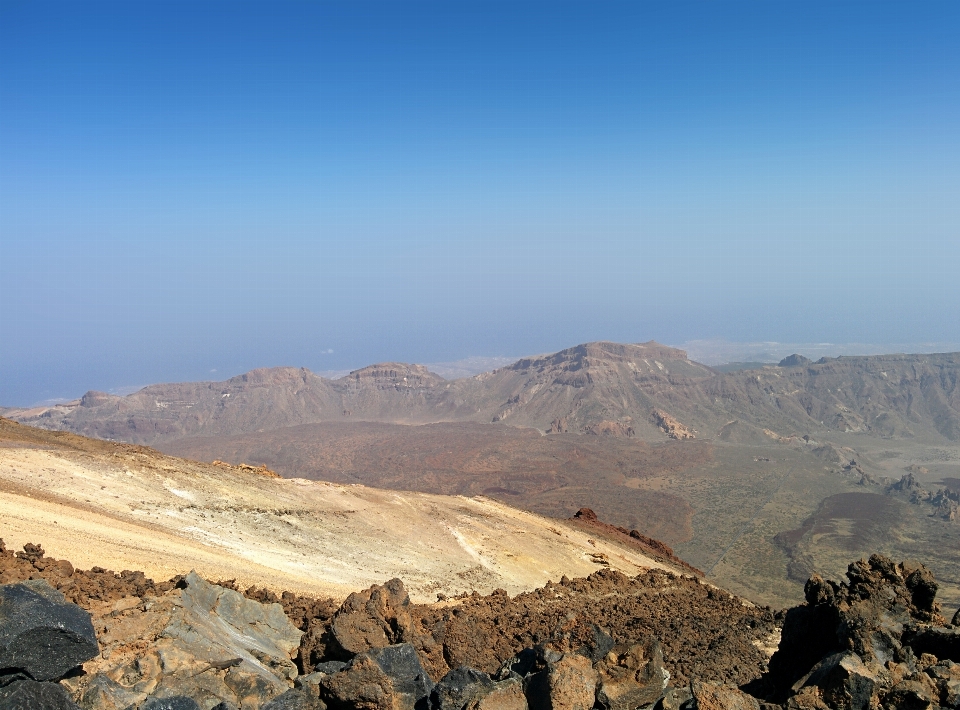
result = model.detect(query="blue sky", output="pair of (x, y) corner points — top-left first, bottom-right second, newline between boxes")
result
(2, 1), (959, 405)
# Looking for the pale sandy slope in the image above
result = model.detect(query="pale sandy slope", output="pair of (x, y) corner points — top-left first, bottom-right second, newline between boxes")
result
(0, 443), (673, 601)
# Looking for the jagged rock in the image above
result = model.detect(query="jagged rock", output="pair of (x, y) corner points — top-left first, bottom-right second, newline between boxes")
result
(769, 555), (946, 700)
(778, 355), (811, 368)
(657, 685), (692, 710)
(0, 580), (98, 681)
(525, 654), (598, 710)
(790, 652), (877, 710)
(881, 678), (938, 710)
(687, 680), (760, 710)
(62, 572), (302, 709)
(317, 643), (432, 710)
(783, 686), (829, 710)
(595, 639), (668, 710)
(432, 667), (496, 710)
(330, 579), (414, 657)
(262, 687), (327, 709)
(903, 624), (960, 662)
(0, 679), (81, 709)
(320, 656), (387, 710)
(366, 644), (434, 710)
(140, 697), (203, 710)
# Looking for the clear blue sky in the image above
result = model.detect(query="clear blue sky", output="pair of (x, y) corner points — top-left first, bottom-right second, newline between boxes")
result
(2, 1), (959, 405)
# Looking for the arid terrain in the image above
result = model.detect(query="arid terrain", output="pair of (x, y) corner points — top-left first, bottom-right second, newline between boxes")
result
(5, 340), (960, 610)
(0, 418), (679, 602)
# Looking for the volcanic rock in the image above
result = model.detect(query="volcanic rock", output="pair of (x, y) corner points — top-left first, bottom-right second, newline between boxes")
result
(261, 687), (326, 709)
(594, 639), (668, 710)
(0, 579), (98, 682)
(523, 652), (598, 710)
(431, 667), (496, 710)
(140, 697), (203, 710)
(320, 654), (394, 710)
(0, 678), (82, 709)
(329, 579), (415, 658)
(64, 572), (302, 710)
(365, 644), (434, 710)
(688, 679), (760, 709)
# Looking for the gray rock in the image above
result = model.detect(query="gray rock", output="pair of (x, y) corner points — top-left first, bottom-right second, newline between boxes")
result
(904, 624), (960, 662)
(63, 573), (304, 710)
(140, 697), (202, 710)
(314, 662), (348, 675)
(0, 679), (81, 709)
(596, 640), (669, 710)
(367, 644), (433, 709)
(262, 687), (327, 709)
(432, 667), (496, 710)
(78, 672), (143, 710)
(0, 580), (99, 682)
(210, 703), (240, 710)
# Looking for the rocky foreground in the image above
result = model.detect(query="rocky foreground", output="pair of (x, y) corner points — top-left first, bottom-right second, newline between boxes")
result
(3, 538), (960, 709)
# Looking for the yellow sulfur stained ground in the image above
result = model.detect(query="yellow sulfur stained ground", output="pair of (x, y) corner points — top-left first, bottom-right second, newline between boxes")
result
(0, 444), (673, 602)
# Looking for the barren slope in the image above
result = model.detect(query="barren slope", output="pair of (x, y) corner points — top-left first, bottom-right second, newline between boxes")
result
(0, 419), (676, 602)
(9, 342), (960, 447)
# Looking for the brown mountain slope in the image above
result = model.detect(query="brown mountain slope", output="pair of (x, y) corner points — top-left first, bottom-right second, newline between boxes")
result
(7, 343), (960, 446)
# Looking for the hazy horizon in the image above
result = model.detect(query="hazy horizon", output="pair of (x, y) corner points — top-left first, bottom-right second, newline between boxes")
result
(3, 2), (959, 406)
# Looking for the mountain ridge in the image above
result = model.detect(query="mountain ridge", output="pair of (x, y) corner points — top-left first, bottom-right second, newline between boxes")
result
(7, 340), (960, 446)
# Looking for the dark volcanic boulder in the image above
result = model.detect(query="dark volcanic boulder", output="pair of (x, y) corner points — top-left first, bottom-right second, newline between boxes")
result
(0, 580), (98, 682)
(769, 556), (946, 698)
(432, 667), (496, 710)
(367, 644), (434, 710)
(0, 679), (81, 709)
(320, 643), (433, 710)
(141, 697), (203, 710)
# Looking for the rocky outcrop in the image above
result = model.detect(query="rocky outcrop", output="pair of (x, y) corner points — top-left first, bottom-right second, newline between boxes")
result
(653, 410), (695, 440)
(887, 473), (960, 522)
(329, 578), (414, 657)
(64, 572), (303, 709)
(765, 554), (960, 708)
(568, 508), (702, 575)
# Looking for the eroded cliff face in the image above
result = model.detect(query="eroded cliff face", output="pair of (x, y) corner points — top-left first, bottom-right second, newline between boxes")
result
(8, 343), (960, 446)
